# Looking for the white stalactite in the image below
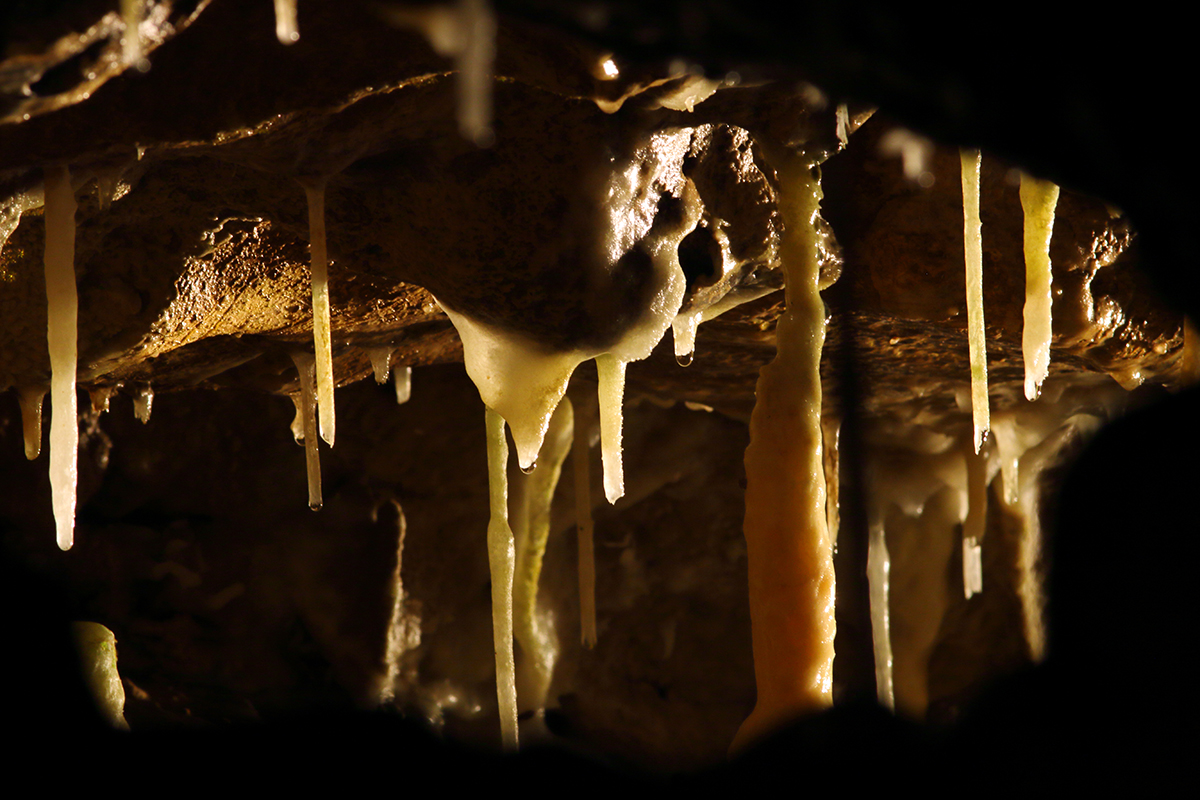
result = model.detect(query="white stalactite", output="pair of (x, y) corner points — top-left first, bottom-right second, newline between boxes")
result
(273, 0), (299, 44)
(43, 165), (79, 551)
(868, 518), (895, 710)
(595, 354), (627, 504)
(394, 366), (412, 405)
(485, 407), (519, 750)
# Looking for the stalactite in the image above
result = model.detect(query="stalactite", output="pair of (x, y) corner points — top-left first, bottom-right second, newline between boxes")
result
(731, 156), (833, 751)
(289, 352), (322, 510)
(672, 313), (699, 366)
(273, 0), (299, 44)
(133, 385), (154, 423)
(368, 346), (392, 384)
(89, 386), (115, 414)
(961, 148), (989, 452)
(485, 407), (519, 750)
(963, 442), (987, 599)
(121, 0), (147, 69)
(867, 517), (894, 710)
(457, 0), (495, 146)
(303, 181), (336, 447)
(394, 366), (412, 405)
(17, 386), (46, 460)
(43, 165), (79, 551)
(1020, 173), (1060, 401)
(512, 399), (573, 716)
(595, 354), (627, 504)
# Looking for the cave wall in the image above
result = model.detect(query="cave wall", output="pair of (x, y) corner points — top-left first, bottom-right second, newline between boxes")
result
(1, 0), (1195, 784)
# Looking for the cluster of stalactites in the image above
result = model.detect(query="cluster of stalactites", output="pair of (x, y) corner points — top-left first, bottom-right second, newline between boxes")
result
(960, 150), (1062, 449)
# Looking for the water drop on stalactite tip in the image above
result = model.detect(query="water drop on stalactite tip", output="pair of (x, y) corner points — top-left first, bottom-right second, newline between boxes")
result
(520, 459), (537, 475)
(676, 352), (693, 367)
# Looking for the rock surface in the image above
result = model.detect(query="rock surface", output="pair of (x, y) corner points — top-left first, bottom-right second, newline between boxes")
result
(0, 0), (1194, 777)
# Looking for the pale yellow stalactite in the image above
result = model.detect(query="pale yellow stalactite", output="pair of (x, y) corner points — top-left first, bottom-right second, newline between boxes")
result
(485, 407), (519, 750)
(44, 165), (79, 552)
(303, 182), (336, 447)
(121, 0), (147, 69)
(368, 346), (392, 384)
(963, 441), (988, 599)
(1020, 173), (1060, 401)
(731, 157), (834, 752)
(961, 148), (989, 452)
(572, 396), (598, 648)
(273, 0), (299, 44)
(513, 399), (573, 716)
(89, 386), (115, 414)
(672, 312), (699, 366)
(133, 384), (154, 423)
(867, 517), (894, 710)
(458, 0), (495, 146)
(17, 386), (46, 460)
(289, 352), (322, 511)
(595, 354), (627, 504)
(394, 366), (413, 405)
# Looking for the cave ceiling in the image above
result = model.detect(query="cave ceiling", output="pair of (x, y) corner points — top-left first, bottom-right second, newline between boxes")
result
(0, 0), (1195, 779)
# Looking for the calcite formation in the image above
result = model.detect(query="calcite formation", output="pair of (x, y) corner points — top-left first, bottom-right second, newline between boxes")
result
(0, 0), (1193, 775)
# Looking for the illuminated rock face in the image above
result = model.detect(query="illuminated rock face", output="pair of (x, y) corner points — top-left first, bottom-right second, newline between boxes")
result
(0, 0), (1194, 771)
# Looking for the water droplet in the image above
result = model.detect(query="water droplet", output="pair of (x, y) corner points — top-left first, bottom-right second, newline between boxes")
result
(309, 501), (323, 511)
(520, 460), (538, 475)
(675, 352), (694, 367)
